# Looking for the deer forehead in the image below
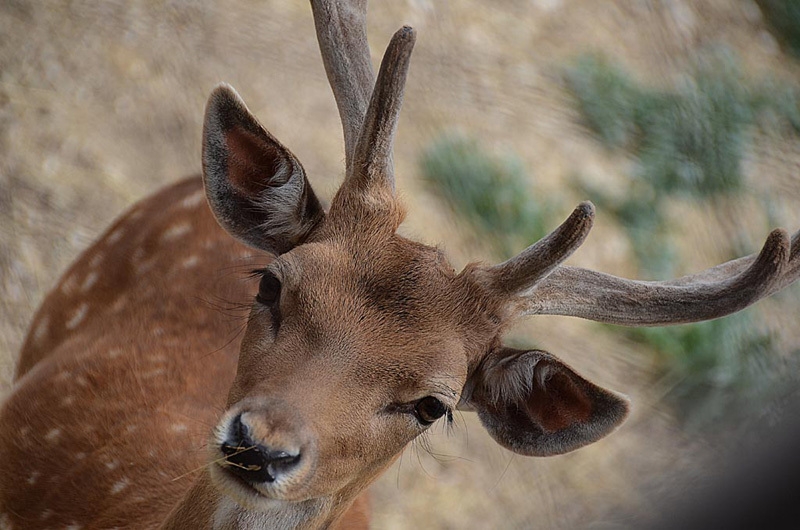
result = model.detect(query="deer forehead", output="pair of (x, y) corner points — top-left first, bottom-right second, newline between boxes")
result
(274, 236), (471, 329)
(237, 239), (488, 394)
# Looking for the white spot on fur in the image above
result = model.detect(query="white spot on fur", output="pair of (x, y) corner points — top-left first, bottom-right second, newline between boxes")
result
(81, 271), (99, 292)
(203, 239), (217, 250)
(33, 316), (50, 344)
(181, 190), (206, 209)
(106, 226), (126, 244)
(27, 471), (41, 485)
(128, 207), (144, 221)
(110, 478), (130, 495)
(65, 303), (89, 330)
(105, 460), (119, 471)
(65, 523), (83, 530)
(0, 512), (11, 530)
(171, 423), (187, 433)
(153, 327), (165, 336)
(89, 251), (105, 268)
(108, 348), (123, 359)
(149, 354), (167, 364)
(60, 395), (75, 406)
(75, 452), (87, 460)
(75, 375), (88, 387)
(161, 222), (192, 242)
(141, 367), (166, 379)
(39, 509), (52, 521)
(135, 257), (159, 275)
(45, 429), (61, 442)
(111, 297), (128, 313)
(126, 424), (138, 433)
(181, 255), (200, 269)
(61, 273), (79, 294)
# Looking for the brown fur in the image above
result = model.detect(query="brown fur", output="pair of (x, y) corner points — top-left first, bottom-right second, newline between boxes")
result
(0, 178), (271, 527)
(0, 174), (508, 528)
(0, 177), (377, 528)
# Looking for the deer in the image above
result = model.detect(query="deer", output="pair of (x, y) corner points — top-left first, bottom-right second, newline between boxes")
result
(1, 1), (799, 528)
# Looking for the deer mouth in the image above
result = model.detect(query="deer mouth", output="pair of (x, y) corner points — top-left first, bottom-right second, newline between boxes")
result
(211, 440), (310, 505)
(217, 461), (267, 493)
(210, 458), (284, 508)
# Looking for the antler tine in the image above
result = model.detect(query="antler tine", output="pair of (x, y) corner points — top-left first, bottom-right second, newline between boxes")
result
(659, 228), (800, 290)
(523, 228), (797, 326)
(310, 0), (375, 175)
(483, 201), (595, 294)
(350, 25), (416, 191)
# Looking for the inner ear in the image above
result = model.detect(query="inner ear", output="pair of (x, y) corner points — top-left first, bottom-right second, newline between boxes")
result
(463, 347), (629, 457)
(202, 84), (325, 255)
(224, 125), (292, 196)
(527, 361), (593, 432)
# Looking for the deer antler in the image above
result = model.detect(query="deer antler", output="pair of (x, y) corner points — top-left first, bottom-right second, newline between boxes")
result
(477, 204), (800, 326)
(480, 201), (596, 294)
(310, 0), (374, 176)
(351, 26), (415, 192)
(311, 0), (414, 204)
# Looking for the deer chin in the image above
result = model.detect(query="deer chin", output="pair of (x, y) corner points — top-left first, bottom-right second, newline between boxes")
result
(210, 460), (306, 510)
(209, 464), (329, 528)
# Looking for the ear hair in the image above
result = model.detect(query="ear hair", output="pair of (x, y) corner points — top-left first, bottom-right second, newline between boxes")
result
(468, 349), (556, 406)
(463, 347), (630, 457)
(202, 84), (325, 254)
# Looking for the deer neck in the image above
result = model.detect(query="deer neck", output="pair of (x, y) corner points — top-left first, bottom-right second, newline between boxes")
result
(161, 471), (356, 530)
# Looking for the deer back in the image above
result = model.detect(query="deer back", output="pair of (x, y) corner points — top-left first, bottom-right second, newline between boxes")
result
(2, 178), (254, 526)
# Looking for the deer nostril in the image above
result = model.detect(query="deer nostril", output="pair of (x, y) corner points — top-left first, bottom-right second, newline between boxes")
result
(263, 450), (301, 480)
(229, 414), (249, 446)
(221, 413), (301, 484)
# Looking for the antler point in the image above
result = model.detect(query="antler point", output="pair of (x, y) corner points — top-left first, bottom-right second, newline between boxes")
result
(576, 201), (595, 220)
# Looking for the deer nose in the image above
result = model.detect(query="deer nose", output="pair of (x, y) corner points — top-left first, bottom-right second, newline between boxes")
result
(221, 413), (301, 484)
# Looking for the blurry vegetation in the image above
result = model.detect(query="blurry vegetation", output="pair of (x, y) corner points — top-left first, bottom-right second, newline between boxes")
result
(566, 50), (799, 275)
(756, 0), (800, 58)
(421, 52), (800, 429)
(566, 52), (799, 201)
(627, 315), (799, 429)
(420, 134), (551, 258)
(565, 52), (800, 428)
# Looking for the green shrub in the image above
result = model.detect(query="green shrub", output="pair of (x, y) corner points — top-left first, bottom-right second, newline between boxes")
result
(624, 312), (797, 429)
(420, 134), (550, 258)
(567, 51), (799, 274)
(565, 52), (765, 198)
(567, 52), (800, 427)
(565, 54), (639, 149)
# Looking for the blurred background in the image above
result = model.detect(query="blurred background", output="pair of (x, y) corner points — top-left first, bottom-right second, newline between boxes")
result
(2, 0), (800, 528)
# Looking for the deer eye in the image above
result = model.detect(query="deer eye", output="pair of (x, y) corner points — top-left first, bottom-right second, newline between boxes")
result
(414, 396), (448, 426)
(256, 271), (281, 306)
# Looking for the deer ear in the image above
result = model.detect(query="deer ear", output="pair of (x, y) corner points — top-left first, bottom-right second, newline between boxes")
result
(202, 84), (325, 254)
(462, 347), (629, 457)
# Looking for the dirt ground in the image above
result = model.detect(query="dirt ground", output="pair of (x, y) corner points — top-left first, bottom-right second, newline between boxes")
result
(2, 1), (800, 528)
